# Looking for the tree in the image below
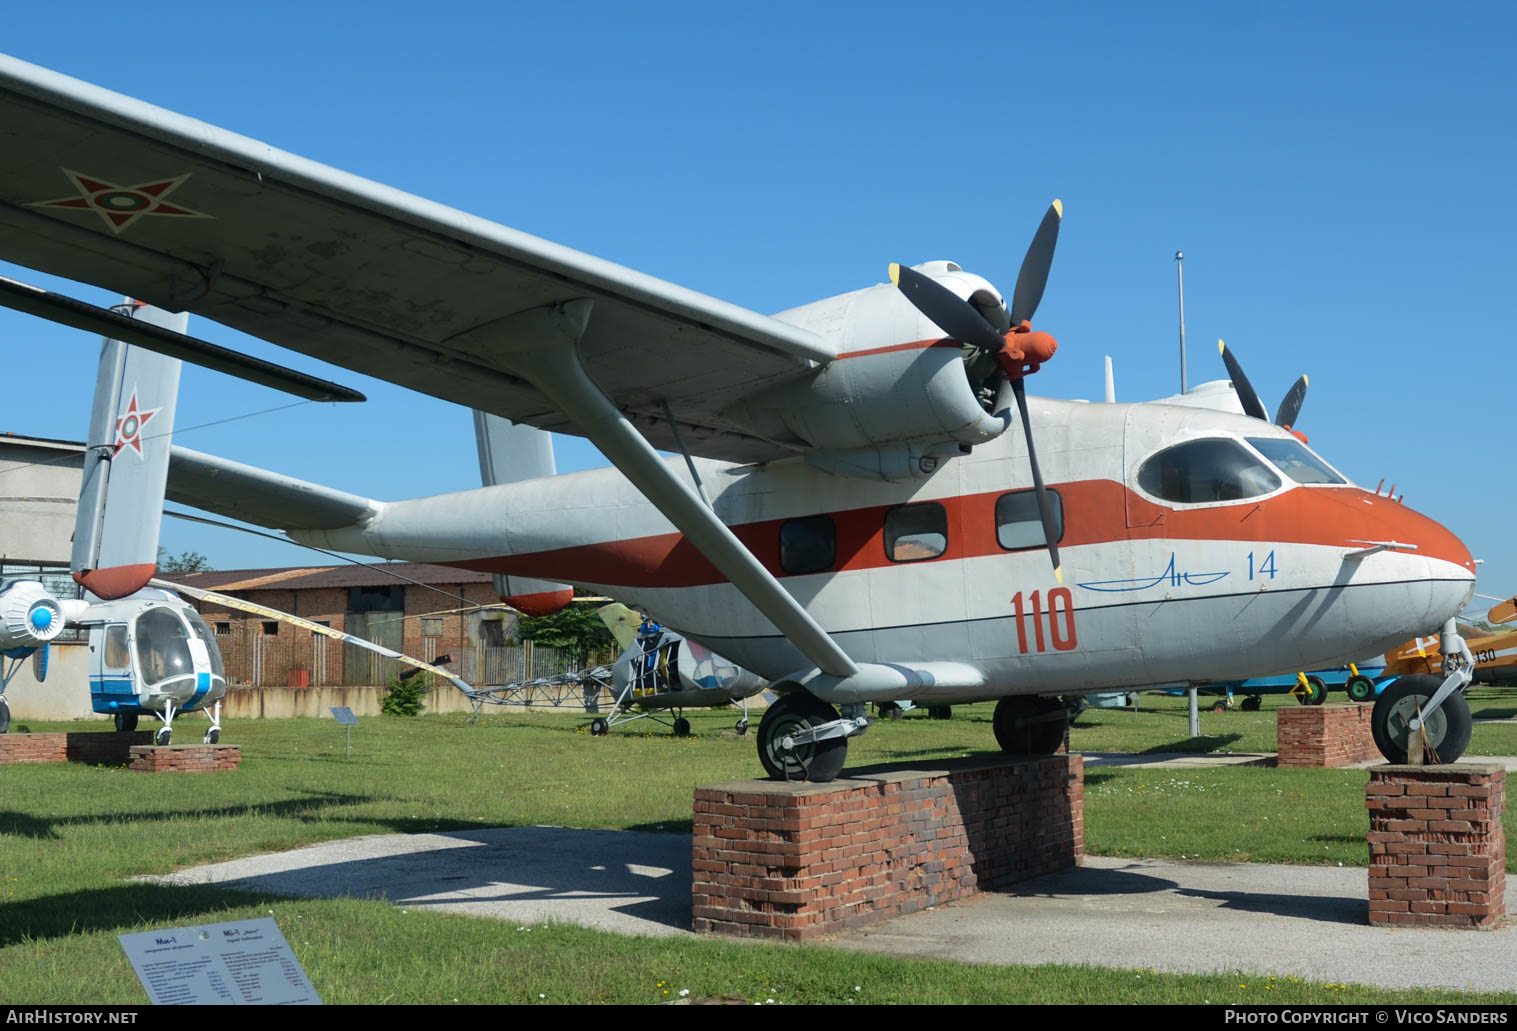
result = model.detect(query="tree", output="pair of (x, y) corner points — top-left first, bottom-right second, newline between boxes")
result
(156, 547), (214, 573)
(516, 598), (616, 668)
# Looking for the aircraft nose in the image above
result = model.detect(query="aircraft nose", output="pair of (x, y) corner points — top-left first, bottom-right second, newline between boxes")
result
(1344, 490), (1476, 625)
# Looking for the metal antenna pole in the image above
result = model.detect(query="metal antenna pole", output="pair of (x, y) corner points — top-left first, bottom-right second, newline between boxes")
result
(1175, 250), (1188, 395)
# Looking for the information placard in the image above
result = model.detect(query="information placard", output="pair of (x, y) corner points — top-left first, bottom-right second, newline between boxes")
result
(119, 917), (321, 1005)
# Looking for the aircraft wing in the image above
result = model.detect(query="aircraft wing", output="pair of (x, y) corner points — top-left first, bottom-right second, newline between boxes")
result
(0, 54), (834, 464)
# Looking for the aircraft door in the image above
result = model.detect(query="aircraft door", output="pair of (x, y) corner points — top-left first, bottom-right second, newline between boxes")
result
(89, 622), (137, 714)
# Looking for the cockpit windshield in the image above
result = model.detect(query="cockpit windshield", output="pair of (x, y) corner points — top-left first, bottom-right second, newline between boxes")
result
(1137, 438), (1283, 504)
(1246, 437), (1346, 485)
(134, 607), (195, 689)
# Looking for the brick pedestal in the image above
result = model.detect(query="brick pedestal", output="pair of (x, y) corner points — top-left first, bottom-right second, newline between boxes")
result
(692, 755), (1083, 940)
(0, 732), (153, 764)
(1277, 703), (1379, 767)
(129, 743), (242, 773)
(1366, 764), (1506, 927)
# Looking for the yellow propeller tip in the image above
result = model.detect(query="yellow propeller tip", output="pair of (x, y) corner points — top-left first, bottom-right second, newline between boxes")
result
(1054, 566), (1064, 585)
(1303, 374), (1309, 387)
(1217, 339), (1226, 354)
(888, 262), (901, 286)
(1051, 199), (1063, 218)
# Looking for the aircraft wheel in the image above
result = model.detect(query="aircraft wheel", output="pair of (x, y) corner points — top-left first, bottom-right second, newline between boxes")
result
(757, 692), (846, 782)
(154, 726), (172, 747)
(673, 718), (691, 738)
(204, 728), (221, 745)
(1371, 675), (1472, 765)
(590, 717), (608, 737)
(928, 705), (953, 720)
(735, 718), (749, 735)
(114, 712), (139, 733)
(1212, 701), (1228, 713)
(1296, 676), (1328, 706)
(992, 695), (1067, 756)
(0, 696), (9, 735)
(1241, 696), (1262, 712)
(1346, 675), (1377, 703)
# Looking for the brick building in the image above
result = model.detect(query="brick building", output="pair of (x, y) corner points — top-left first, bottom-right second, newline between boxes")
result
(175, 563), (530, 688)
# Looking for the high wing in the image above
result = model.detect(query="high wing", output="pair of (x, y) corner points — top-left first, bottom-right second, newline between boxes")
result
(0, 53), (834, 463)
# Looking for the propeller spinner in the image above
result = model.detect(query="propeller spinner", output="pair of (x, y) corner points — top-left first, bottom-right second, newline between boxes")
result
(889, 200), (1065, 581)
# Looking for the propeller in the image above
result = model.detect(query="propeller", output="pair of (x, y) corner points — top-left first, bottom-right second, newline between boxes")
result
(1217, 339), (1310, 431)
(888, 200), (1065, 581)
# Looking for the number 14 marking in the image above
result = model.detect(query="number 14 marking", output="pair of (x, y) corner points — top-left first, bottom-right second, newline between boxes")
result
(1248, 550), (1277, 580)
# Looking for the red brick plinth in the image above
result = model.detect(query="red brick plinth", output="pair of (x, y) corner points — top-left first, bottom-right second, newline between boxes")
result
(1367, 764), (1506, 928)
(692, 755), (1083, 940)
(1277, 703), (1379, 767)
(0, 732), (153, 764)
(129, 743), (242, 773)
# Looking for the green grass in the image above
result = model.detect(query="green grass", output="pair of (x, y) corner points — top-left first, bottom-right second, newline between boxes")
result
(1, 696), (1513, 1005)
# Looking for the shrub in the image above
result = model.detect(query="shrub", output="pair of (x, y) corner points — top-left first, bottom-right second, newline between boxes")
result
(381, 672), (429, 716)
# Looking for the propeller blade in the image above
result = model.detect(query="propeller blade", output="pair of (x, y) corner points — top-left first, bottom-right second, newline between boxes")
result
(890, 262), (1005, 352)
(1009, 199), (1062, 326)
(1010, 378), (1062, 582)
(1217, 339), (1268, 421)
(1275, 374), (1308, 429)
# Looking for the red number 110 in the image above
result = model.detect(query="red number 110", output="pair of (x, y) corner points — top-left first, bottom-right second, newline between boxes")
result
(1012, 588), (1078, 653)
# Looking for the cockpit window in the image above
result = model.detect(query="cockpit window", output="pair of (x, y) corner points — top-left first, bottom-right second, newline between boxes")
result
(184, 609), (226, 679)
(1137, 438), (1282, 504)
(134, 607), (195, 689)
(1246, 437), (1346, 485)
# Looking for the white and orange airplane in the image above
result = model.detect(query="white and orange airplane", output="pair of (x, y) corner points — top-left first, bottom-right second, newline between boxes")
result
(0, 53), (1481, 779)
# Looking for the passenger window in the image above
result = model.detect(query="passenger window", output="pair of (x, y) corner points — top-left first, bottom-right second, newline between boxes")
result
(779, 516), (836, 574)
(104, 625), (130, 669)
(1137, 439), (1282, 504)
(885, 503), (948, 562)
(996, 489), (1063, 551)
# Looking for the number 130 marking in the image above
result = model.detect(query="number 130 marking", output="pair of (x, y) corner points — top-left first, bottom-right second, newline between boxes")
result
(1012, 588), (1078, 653)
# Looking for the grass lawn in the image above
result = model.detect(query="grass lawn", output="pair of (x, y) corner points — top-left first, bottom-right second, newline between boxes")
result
(1, 689), (1512, 1005)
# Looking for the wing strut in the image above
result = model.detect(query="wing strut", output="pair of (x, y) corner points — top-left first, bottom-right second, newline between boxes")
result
(456, 300), (858, 678)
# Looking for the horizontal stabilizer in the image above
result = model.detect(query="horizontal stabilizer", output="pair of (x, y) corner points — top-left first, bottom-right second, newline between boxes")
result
(167, 446), (379, 531)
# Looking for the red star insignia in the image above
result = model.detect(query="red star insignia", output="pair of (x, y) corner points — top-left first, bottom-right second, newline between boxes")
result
(113, 389), (161, 459)
(29, 169), (212, 235)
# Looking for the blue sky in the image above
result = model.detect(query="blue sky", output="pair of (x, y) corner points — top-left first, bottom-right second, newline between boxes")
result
(1, 1), (1513, 609)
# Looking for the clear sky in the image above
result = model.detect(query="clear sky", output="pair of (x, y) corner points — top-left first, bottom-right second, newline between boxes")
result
(1, 1), (1513, 610)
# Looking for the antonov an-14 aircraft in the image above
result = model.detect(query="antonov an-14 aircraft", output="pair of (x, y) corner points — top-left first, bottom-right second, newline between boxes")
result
(0, 54), (1480, 779)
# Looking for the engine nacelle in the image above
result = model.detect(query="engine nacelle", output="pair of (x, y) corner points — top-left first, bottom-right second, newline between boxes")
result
(724, 284), (1012, 471)
(0, 580), (67, 651)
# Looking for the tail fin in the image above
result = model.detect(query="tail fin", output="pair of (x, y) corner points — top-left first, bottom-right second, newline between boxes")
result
(71, 302), (183, 599)
(473, 412), (573, 616)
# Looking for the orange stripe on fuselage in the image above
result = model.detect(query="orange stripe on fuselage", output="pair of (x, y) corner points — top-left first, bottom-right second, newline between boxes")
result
(447, 483), (1472, 589)
(834, 338), (961, 360)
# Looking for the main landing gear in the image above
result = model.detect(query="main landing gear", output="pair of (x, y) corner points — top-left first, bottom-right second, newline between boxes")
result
(757, 692), (870, 782)
(992, 695), (1068, 756)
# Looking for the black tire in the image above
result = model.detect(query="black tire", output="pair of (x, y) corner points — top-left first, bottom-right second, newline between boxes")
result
(204, 728), (221, 745)
(114, 712), (138, 733)
(0, 696), (9, 735)
(1212, 701), (1228, 713)
(928, 705), (953, 721)
(589, 717), (608, 737)
(1241, 695), (1262, 712)
(1296, 676), (1328, 706)
(757, 692), (846, 782)
(1371, 675), (1473, 765)
(877, 701), (903, 721)
(673, 717), (691, 738)
(992, 695), (1067, 756)
(1346, 675), (1376, 703)
(154, 726), (172, 747)
(735, 719), (749, 736)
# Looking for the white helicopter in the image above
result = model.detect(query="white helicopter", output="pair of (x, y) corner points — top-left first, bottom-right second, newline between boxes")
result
(0, 53), (1479, 780)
